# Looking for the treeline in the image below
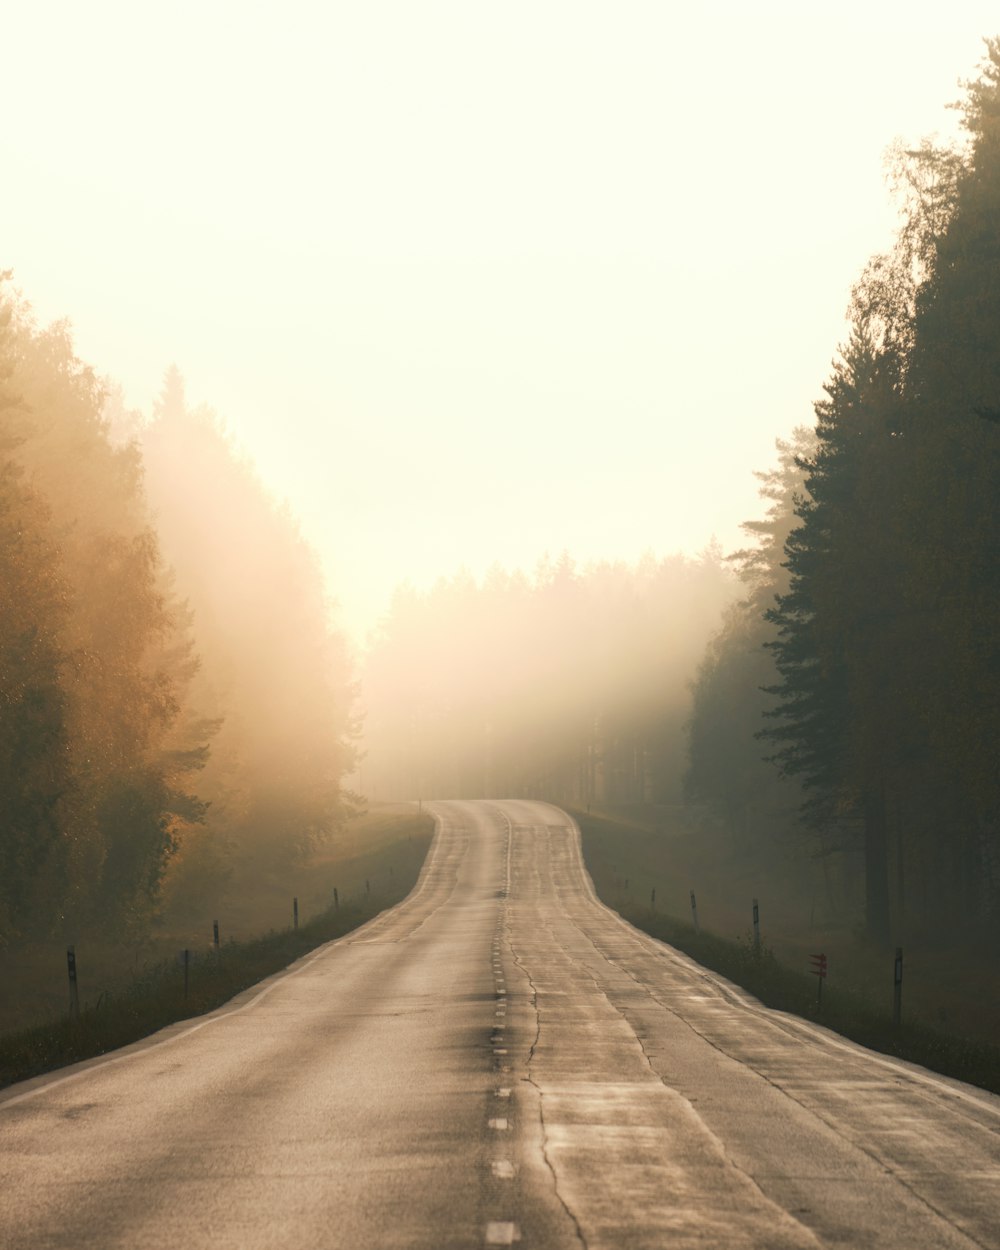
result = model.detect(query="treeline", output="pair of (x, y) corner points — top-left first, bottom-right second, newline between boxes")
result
(687, 44), (1000, 942)
(362, 552), (735, 804)
(0, 289), (356, 947)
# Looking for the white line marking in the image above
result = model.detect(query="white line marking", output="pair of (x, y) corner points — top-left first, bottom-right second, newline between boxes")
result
(491, 1160), (515, 1179)
(485, 1220), (520, 1244)
(496, 1087), (511, 1097)
(0, 806), (465, 1111)
(544, 802), (1000, 1122)
(488, 1117), (509, 1130)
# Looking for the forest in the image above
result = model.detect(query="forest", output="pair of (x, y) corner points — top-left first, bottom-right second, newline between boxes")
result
(361, 550), (735, 805)
(685, 47), (1000, 944)
(0, 301), (356, 948)
(1, 43), (998, 964)
(363, 43), (1000, 946)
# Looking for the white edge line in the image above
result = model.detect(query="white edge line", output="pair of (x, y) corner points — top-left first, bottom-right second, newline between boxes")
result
(1, 803), (447, 1112)
(538, 800), (1000, 1121)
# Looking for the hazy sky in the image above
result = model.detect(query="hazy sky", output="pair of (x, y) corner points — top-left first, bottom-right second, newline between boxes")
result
(4, 2), (997, 642)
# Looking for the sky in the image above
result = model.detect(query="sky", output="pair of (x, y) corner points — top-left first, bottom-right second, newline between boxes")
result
(3, 2), (998, 643)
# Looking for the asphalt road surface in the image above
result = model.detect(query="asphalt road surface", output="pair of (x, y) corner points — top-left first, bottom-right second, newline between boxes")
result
(2, 799), (998, 1248)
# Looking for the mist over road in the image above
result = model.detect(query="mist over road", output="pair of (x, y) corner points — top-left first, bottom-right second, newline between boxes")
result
(2, 801), (998, 1248)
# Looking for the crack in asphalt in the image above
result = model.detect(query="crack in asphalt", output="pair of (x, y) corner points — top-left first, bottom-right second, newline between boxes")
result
(498, 810), (589, 1250)
(544, 820), (992, 1250)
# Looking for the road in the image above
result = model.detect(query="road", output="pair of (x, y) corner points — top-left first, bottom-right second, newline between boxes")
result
(2, 799), (998, 1248)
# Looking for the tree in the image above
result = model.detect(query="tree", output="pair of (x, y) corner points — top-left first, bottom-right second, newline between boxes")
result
(142, 370), (358, 884)
(685, 429), (815, 853)
(0, 283), (208, 939)
(761, 41), (1000, 940)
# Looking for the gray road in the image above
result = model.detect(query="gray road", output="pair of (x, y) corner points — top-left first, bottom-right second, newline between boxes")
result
(2, 800), (998, 1248)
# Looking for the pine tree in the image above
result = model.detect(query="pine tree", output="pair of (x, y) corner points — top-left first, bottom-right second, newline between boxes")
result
(763, 319), (907, 945)
(685, 429), (814, 847)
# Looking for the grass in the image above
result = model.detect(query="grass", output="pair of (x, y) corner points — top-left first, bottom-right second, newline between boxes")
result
(574, 806), (1000, 1096)
(0, 804), (433, 1091)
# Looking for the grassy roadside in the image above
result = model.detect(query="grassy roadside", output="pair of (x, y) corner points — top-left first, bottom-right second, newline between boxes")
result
(0, 805), (434, 1091)
(574, 807), (1000, 1096)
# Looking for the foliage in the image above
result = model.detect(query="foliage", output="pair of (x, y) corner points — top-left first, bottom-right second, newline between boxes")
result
(141, 368), (360, 893)
(688, 40), (1000, 946)
(0, 289), (358, 949)
(685, 428), (814, 856)
(0, 288), (207, 942)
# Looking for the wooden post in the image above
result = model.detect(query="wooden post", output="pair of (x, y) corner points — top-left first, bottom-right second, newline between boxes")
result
(333, 887), (339, 910)
(213, 920), (220, 952)
(183, 948), (190, 999)
(67, 946), (80, 1020)
(293, 897), (299, 930)
(893, 947), (903, 1026)
(810, 953), (827, 1007)
(752, 898), (760, 955)
(690, 890), (699, 932)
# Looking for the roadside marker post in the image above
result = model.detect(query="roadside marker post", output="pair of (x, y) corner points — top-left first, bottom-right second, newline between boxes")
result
(293, 897), (299, 930)
(752, 898), (760, 956)
(690, 890), (699, 932)
(650, 887), (656, 910)
(213, 920), (220, 952)
(183, 949), (190, 999)
(809, 952), (827, 1007)
(333, 887), (339, 910)
(67, 946), (80, 1020)
(893, 947), (903, 1026)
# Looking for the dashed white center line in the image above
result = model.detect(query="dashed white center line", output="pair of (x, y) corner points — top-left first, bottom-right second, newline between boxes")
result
(485, 1220), (520, 1245)
(491, 1159), (515, 1179)
(496, 1087), (511, 1098)
(488, 1117), (509, 1131)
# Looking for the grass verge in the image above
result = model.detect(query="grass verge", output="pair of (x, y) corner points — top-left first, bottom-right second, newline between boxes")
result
(0, 807), (434, 1091)
(575, 808), (1000, 1096)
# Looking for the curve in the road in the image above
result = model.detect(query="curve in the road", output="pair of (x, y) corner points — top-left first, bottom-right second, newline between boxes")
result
(1, 800), (997, 1250)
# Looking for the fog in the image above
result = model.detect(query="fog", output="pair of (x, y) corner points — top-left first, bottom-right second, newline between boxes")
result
(0, 304), (357, 946)
(361, 553), (736, 806)
(1, 7), (998, 1044)
(5, 4), (1000, 640)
